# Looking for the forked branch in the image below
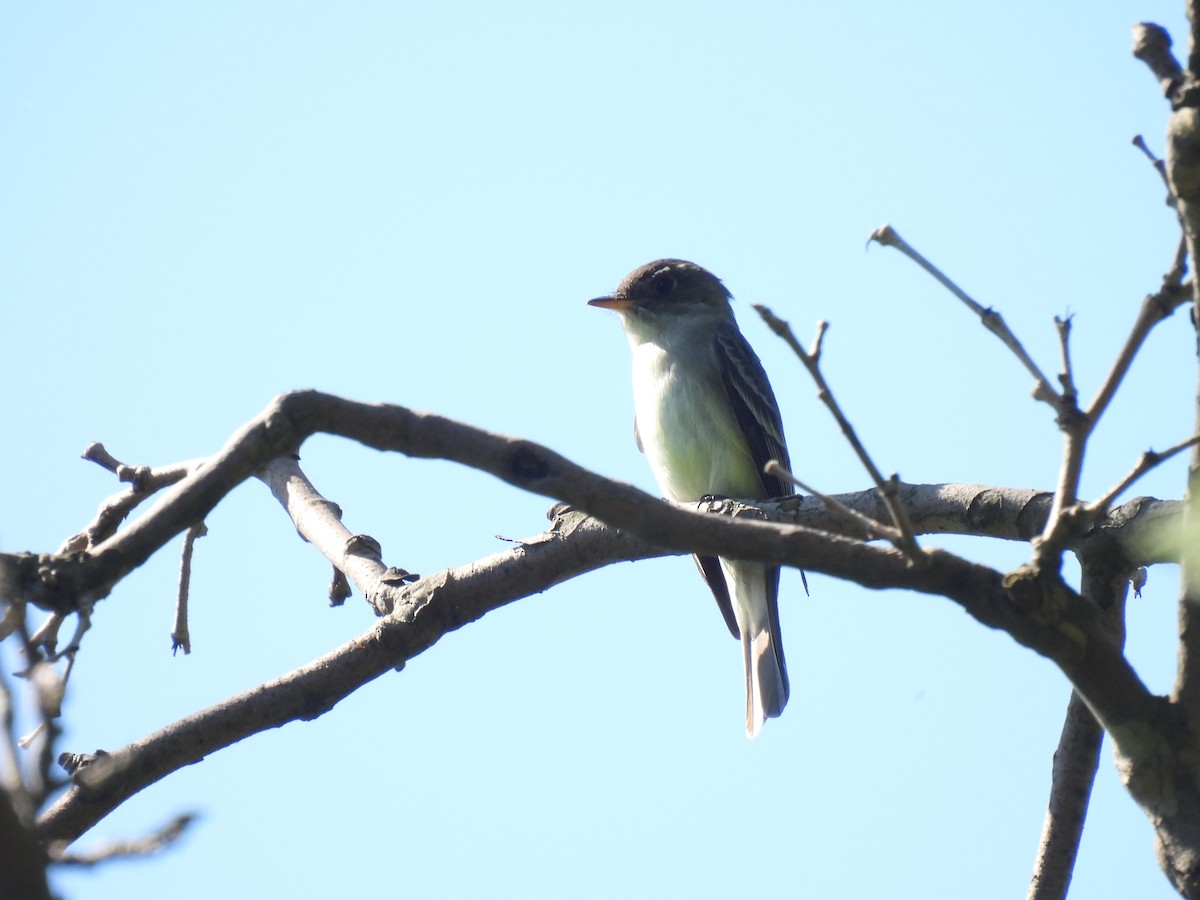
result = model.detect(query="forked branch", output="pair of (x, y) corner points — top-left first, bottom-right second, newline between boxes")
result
(752, 307), (925, 563)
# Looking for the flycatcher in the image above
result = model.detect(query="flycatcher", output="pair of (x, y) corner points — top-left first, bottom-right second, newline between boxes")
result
(589, 259), (792, 737)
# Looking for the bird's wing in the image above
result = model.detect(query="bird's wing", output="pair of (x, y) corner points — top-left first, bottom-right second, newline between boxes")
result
(696, 554), (739, 637)
(693, 321), (793, 639)
(712, 320), (792, 499)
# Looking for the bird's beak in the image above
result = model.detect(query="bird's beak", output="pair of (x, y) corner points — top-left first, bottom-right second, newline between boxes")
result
(588, 295), (633, 311)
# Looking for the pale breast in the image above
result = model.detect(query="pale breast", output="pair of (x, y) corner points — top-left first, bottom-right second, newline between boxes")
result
(630, 343), (762, 502)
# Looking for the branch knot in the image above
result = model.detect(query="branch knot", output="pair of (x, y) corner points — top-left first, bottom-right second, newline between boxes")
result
(507, 443), (552, 482)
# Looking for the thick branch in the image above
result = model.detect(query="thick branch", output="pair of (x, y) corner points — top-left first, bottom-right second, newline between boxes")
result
(0, 395), (1164, 725)
(1027, 691), (1104, 900)
(1128, 21), (1200, 897)
(37, 509), (657, 844)
(0, 393), (1177, 859)
(0, 785), (50, 900)
(1027, 532), (1133, 899)
(1172, 88), (1200, 758)
(11, 395), (1171, 851)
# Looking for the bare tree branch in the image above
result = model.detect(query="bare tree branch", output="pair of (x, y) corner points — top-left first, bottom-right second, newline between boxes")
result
(0, 395), (1158, 723)
(0, 785), (51, 900)
(5, 393), (1170, 848)
(1088, 435), (1200, 515)
(1039, 280), (1181, 563)
(49, 813), (196, 866)
(868, 224), (1061, 407)
(1084, 283), (1191, 429)
(257, 455), (395, 613)
(1027, 528), (1133, 900)
(171, 523), (206, 655)
(765, 460), (903, 545)
(1133, 22), (1186, 100)
(1131, 20), (1200, 896)
(35, 504), (658, 844)
(751, 306), (926, 563)
(1054, 315), (1079, 409)
(0, 386), (1182, 885)
(67, 443), (206, 553)
(865, 219), (1190, 601)
(1026, 692), (1104, 900)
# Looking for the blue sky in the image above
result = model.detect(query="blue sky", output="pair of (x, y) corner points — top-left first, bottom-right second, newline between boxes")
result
(2, 2), (1195, 897)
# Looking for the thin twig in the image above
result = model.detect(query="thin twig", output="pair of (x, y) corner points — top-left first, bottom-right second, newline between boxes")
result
(764, 461), (903, 544)
(0, 663), (27, 810)
(0, 604), (21, 643)
(329, 568), (352, 606)
(70, 444), (206, 550)
(1133, 134), (1171, 193)
(172, 523), (207, 655)
(1036, 422), (1088, 560)
(30, 661), (64, 800)
(1086, 283), (1191, 425)
(1168, 236), (1189, 287)
(753, 307), (927, 564)
(50, 813), (197, 865)
(55, 608), (91, 662)
(82, 443), (203, 493)
(868, 225), (1061, 408)
(79, 442), (123, 474)
(26, 615), (62, 658)
(10, 646), (67, 804)
(20, 612), (89, 671)
(1087, 434), (1200, 515)
(1054, 315), (1078, 408)
(17, 722), (45, 752)
(1035, 275), (1190, 562)
(1037, 311), (1088, 551)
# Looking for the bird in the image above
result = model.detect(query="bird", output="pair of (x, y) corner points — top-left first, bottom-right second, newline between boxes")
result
(589, 259), (792, 737)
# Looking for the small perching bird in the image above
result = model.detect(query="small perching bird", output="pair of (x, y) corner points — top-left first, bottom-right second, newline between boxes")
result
(589, 259), (792, 737)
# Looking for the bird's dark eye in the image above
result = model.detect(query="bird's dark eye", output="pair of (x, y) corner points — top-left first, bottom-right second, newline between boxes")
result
(651, 273), (676, 295)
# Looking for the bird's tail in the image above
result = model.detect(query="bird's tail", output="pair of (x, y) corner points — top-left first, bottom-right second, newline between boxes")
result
(721, 559), (789, 738)
(743, 624), (788, 738)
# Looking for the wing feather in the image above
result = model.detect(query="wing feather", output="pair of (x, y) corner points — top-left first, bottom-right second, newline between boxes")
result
(712, 321), (792, 500)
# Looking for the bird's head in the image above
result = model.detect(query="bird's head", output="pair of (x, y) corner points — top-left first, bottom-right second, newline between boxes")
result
(588, 259), (733, 322)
